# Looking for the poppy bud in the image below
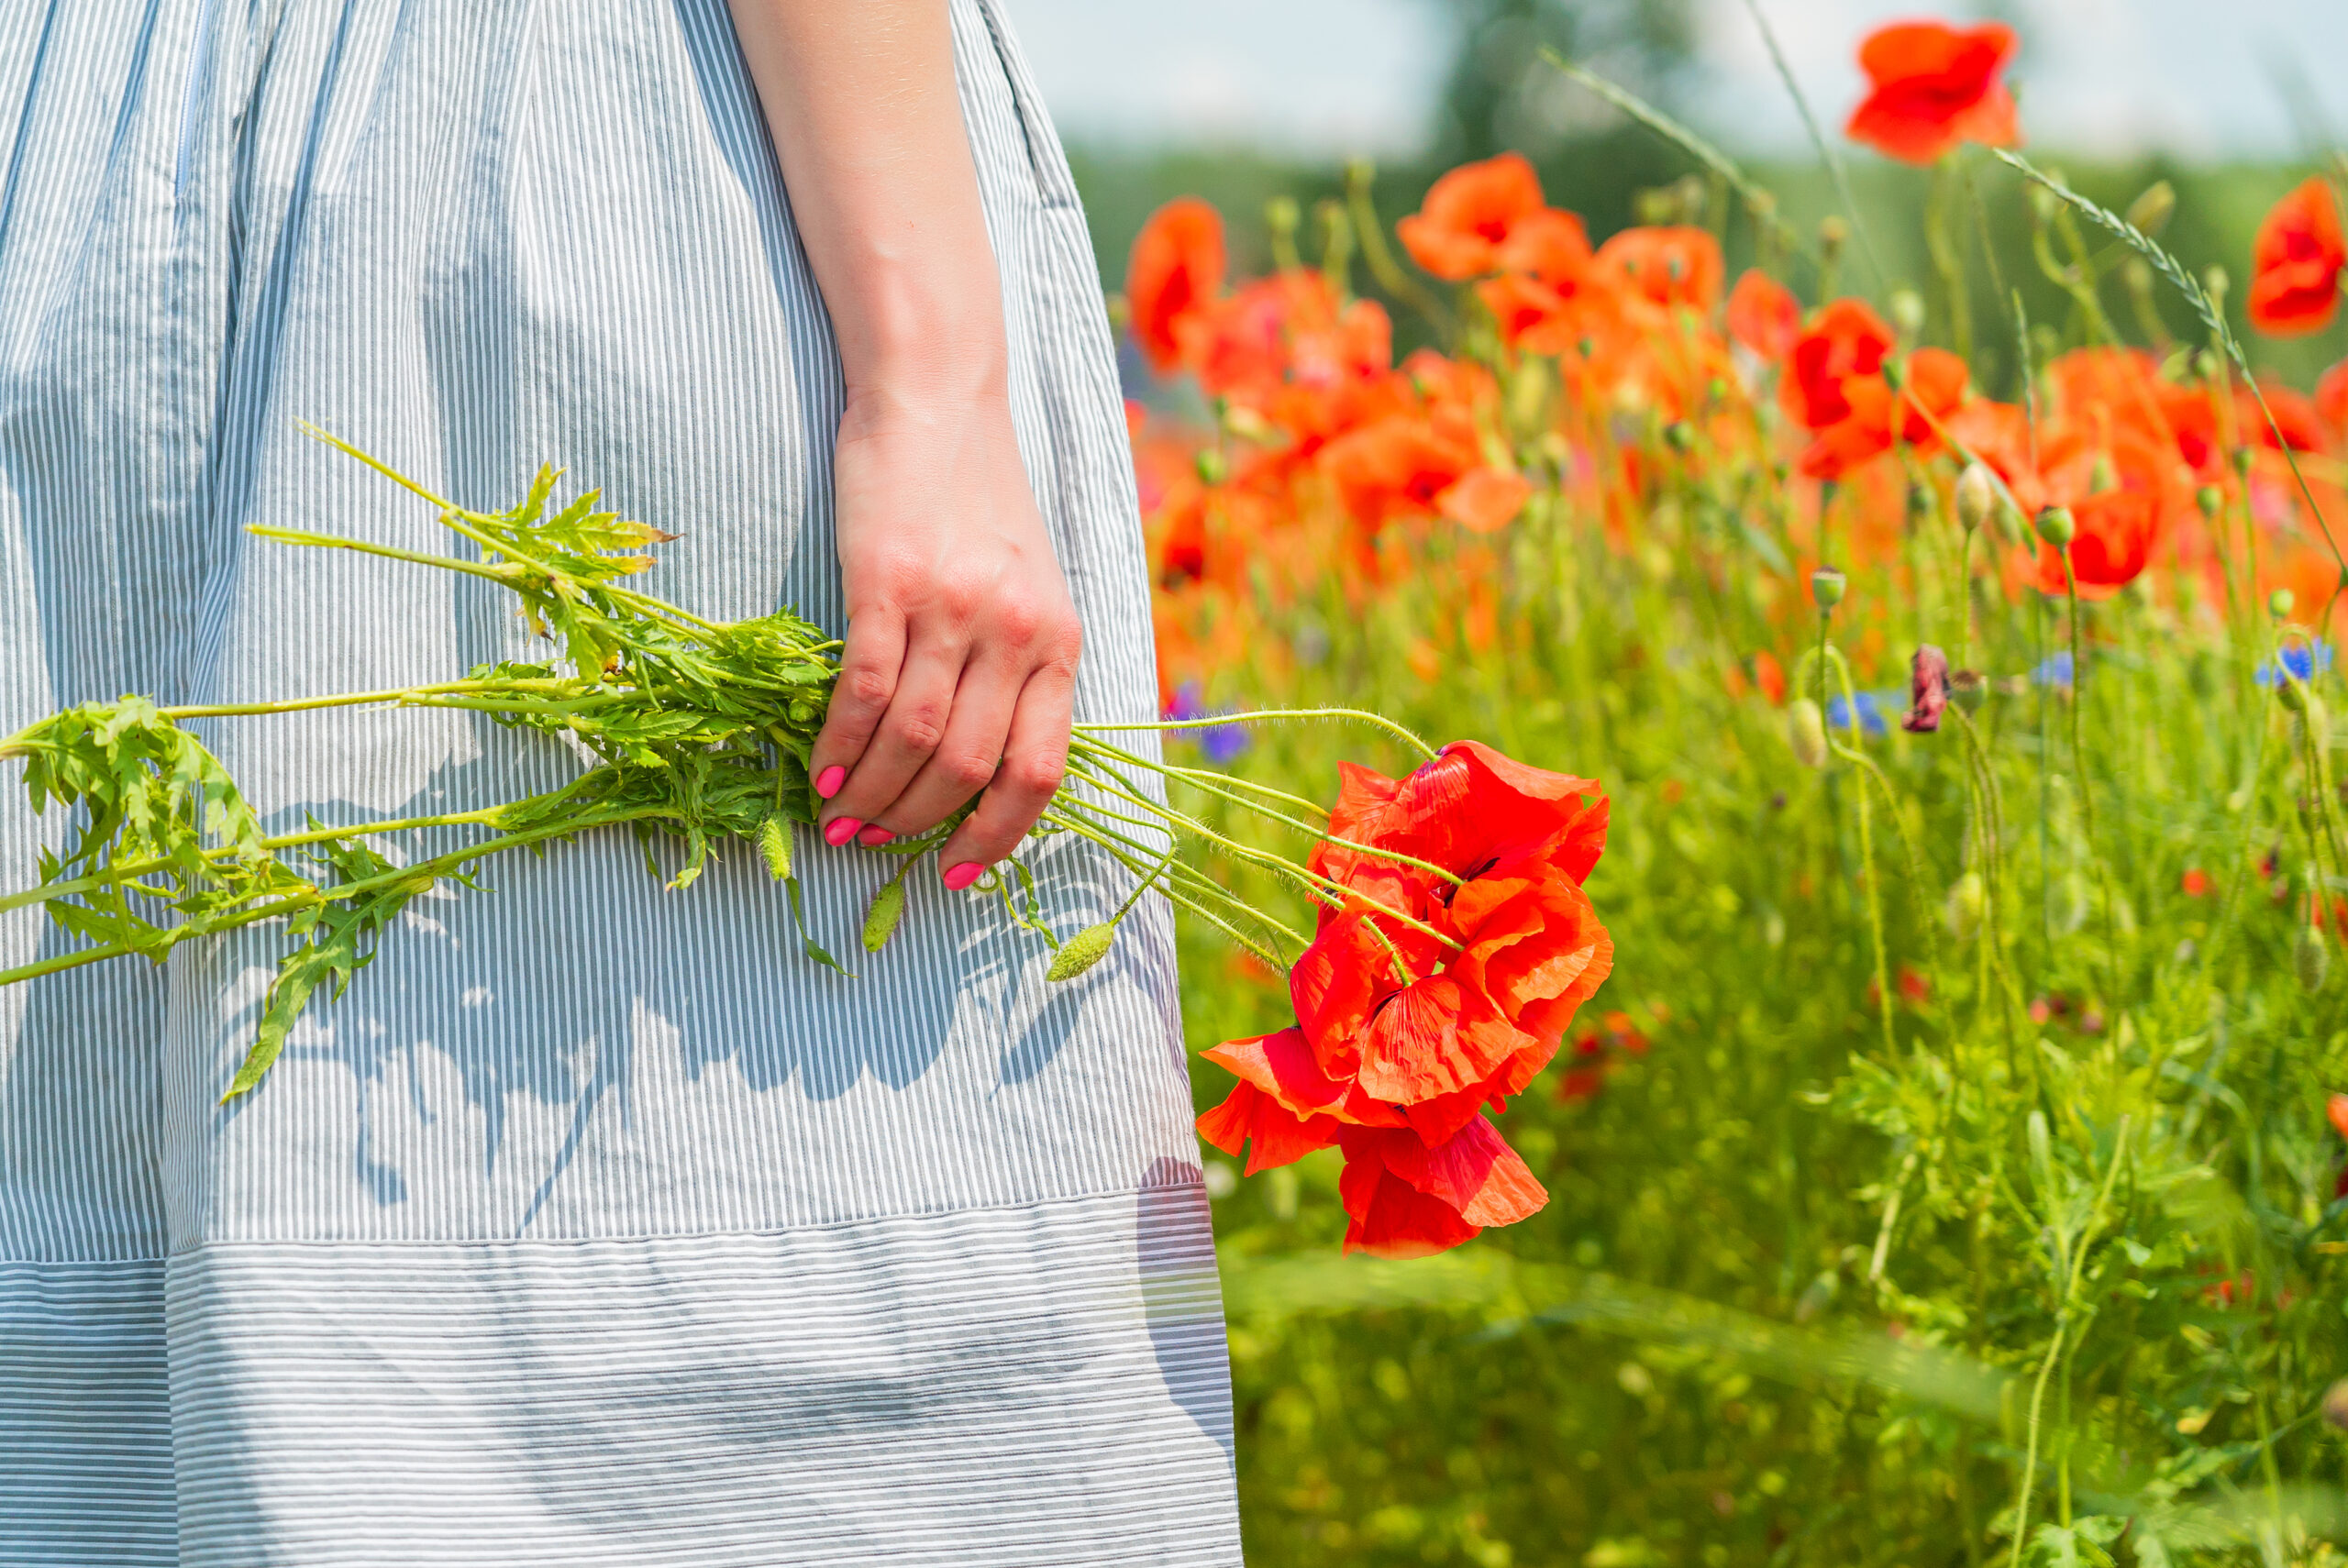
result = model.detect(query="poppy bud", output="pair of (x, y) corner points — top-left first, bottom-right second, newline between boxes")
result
(2194, 348), (2221, 382)
(2089, 456), (2118, 494)
(1787, 699), (1828, 768)
(2204, 265), (2229, 307)
(1818, 215), (1847, 259)
(2034, 506), (2077, 548)
(2272, 589), (2297, 621)
(1902, 644), (1951, 734)
(2298, 924), (2330, 992)
(1047, 921), (1118, 981)
(2027, 182), (2058, 223)
(2197, 485), (2223, 519)
(1195, 448), (1228, 484)
(1664, 420), (1696, 452)
(2326, 1379), (2348, 1432)
(861, 878), (907, 954)
(1955, 463), (1995, 534)
(1950, 669), (1988, 712)
(2232, 447), (2253, 478)
(2124, 180), (2176, 238)
(2278, 676), (2308, 712)
(1889, 290), (1926, 337)
(1945, 872), (1986, 941)
(1811, 567), (1846, 611)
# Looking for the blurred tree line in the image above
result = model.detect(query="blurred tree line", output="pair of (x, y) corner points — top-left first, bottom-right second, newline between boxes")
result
(1061, 0), (2347, 392)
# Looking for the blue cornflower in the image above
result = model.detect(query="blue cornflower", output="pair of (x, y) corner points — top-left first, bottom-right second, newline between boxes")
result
(1163, 681), (1251, 763)
(2032, 650), (2074, 688)
(1824, 690), (1902, 737)
(2254, 640), (2334, 688)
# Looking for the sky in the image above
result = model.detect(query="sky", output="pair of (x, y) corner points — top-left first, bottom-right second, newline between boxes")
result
(994, 0), (2348, 162)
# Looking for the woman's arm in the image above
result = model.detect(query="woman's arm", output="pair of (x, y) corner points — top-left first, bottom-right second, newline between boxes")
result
(726, 0), (1081, 889)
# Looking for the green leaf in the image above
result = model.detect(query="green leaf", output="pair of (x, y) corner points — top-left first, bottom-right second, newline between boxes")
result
(783, 875), (854, 978)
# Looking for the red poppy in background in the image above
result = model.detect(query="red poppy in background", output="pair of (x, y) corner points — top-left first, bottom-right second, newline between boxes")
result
(1397, 153), (1546, 280)
(1125, 197), (1225, 373)
(2033, 487), (2159, 598)
(1798, 347), (1971, 479)
(1727, 270), (1802, 361)
(1784, 299), (1896, 431)
(2318, 360), (2348, 436)
(2249, 179), (2346, 337)
(1845, 20), (2021, 165)
(1496, 207), (1594, 281)
(1598, 226), (1725, 315)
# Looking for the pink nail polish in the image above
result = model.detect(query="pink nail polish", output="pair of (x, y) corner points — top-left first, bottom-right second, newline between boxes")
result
(856, 824), (894, 846)
(814, 766), (847, 800)
(823, 817), (862, 847)
(942, 861), (984, 891)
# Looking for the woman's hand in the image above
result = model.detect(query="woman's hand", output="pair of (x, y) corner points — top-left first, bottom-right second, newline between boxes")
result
(807, 381), (1081, 888)
(724, 0), (1081, 888)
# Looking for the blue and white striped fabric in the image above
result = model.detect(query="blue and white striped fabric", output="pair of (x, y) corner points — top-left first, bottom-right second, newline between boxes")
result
(0, 2), (1241, 1562)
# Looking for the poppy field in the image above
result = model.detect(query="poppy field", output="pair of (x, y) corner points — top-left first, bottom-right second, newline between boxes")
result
(1122, 17), (2348, 1566)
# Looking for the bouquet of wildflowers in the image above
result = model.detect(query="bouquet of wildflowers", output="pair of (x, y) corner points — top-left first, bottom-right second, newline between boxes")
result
(0, 429), (1611, 1256)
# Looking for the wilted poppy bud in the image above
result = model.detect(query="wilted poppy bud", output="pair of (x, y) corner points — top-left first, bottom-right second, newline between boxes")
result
(1811, 567), (1846, 611)
(2298, 924), (2331, 992)
(1787, 699), (1829, 768)
(2325, 1379), (2348, 1432)
(1945, 872), (1986, 941)
(1902, 645), (1951, 734)
(1955, 463), (1995, 534)
(1950, 668), (1988, 712)
(2197, 485), (2223, 519)
(2124, 180), (2176, 238)
(1889, 290), (1927, 337)
(2272, 589), (2297, 621)
(2034, 506), (2077, 548)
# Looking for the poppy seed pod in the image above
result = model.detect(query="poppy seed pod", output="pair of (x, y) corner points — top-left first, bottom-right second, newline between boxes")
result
(2033, 506), (2077, 548)
(1787, 699), (1829, 768)
(1949, 668), (1988, 712)
(2297, 924), (2330, 992)
(1811, 567), (1846, 611)
(1955, 462), (1995, 534)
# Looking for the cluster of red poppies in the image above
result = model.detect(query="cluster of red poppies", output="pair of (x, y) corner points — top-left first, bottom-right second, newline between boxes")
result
(1197, 743), (1612, 1257)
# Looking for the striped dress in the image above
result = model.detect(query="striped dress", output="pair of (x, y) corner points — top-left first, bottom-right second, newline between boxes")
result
(0, 2), (1241, 1562)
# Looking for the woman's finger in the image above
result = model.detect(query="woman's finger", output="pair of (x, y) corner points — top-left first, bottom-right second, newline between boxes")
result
(860, 648), (1022, 840)
(936, 657), (1076, 887)
(816, 633), (965, 844)
(808, 605), (907, 804)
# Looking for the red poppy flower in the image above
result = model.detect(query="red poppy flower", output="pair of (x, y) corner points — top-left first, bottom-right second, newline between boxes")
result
(1196, 742), (1613, 1257)
(1598, 226), (1725, 315)
(2248, 179), (2345, 337)
(2181, 868), (2212, 898)
(1335, 1119), (1546, 1257)
(1783, 299), (1895, 431)
(1845, 20), (2021, 166)
(1397, 153), (1546, 280)
(1727, 270), (1801, 361)
(1319, 412), (1528, 535)
(1797, 347), (1970, 480)
(2331, 1092), (2348, 1142)
(1126, 197), (1226, 373)
(1495, 207), (1593, 281)
(2319, 360), (2348, 436)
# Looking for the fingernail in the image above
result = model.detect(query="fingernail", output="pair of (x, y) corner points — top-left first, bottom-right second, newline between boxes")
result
(814, 766), (847, 799)
(856, 824), (894, 846)
(942, 861), (985, 891)
(823, 817), (862, 847)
